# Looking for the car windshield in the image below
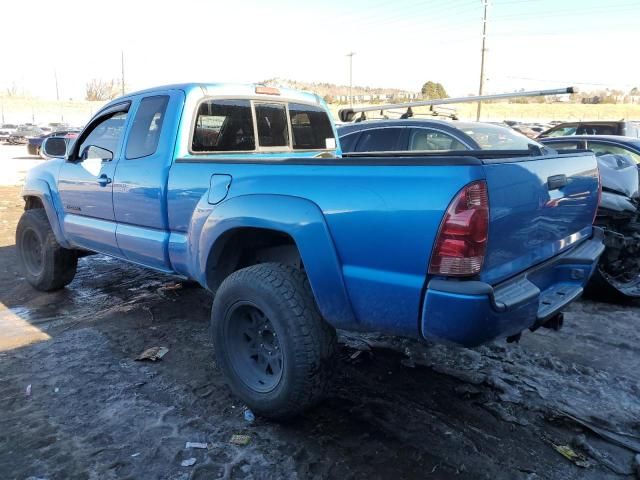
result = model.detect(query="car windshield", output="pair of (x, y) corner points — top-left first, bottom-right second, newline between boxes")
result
(458, 124), (541, 150)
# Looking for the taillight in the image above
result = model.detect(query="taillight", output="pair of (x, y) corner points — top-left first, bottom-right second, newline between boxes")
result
(429, 180), (489, 277)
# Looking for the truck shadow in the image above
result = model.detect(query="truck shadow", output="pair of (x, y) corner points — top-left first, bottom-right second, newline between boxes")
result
(1, 245), (639, 479)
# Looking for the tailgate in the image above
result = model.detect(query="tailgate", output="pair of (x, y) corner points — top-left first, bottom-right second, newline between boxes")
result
(480, 152), (599, 285)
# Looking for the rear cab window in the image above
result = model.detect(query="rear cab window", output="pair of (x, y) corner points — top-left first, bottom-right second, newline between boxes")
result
(192, 99), (255, 152)
(289, 103), (336, 150)
(190, 97), (335, 155)
(255, 103), (289, 148)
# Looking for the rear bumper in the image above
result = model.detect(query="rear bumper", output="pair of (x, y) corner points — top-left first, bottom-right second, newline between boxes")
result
(421, 228), (605, 347)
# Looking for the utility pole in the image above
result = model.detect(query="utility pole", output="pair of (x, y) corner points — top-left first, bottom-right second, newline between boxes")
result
(346, 52), (355, 107)
(121, 50), (125, 96)
(476, 0), (488, 121)
(54, 69), (60, 101)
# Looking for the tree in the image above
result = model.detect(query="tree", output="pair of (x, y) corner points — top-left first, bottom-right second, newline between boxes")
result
(6, 83), (18, 97)
(421, 81), (448, 100)
(85, 79), (121, 101)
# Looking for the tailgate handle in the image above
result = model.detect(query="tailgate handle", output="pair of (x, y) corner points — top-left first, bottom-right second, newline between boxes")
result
(547, 174), (567, 190)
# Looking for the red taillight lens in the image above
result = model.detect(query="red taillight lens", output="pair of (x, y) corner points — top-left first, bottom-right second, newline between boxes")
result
(429, 180), (489, 277)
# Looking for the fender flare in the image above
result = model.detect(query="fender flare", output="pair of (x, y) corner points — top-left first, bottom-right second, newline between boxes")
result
(21, 180), (71, 248)
(196, 194), (356, 328)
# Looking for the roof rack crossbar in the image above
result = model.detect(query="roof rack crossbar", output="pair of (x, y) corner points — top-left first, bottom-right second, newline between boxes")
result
(338, 86), (576, 122)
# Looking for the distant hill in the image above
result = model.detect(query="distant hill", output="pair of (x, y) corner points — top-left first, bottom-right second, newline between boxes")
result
(261, 78), (420, 103)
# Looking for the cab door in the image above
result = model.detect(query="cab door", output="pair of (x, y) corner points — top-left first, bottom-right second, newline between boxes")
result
(112, 92), (182, 271)
(57, 102), (130, 255)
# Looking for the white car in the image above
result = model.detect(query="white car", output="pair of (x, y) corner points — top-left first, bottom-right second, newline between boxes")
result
(0, 123), (18, 141)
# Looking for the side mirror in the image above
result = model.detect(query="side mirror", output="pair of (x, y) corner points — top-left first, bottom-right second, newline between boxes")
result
(41, 137), (68, 158)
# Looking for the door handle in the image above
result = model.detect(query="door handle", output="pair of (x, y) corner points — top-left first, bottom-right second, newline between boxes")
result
(97, 174), (112, 187)
(547, 174), (567, 190)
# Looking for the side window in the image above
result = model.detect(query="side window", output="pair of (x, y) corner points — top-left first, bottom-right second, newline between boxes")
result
(355, 128), (403, 152)
(338, 132), (360, 153)
(577, 124), (617, 135)
(545, 142), (579, 150)
(255, 103), (289, 148)
(125, 95), (169, 159)
(288, 103), (335, 150)
(409, 129), (468, 151)
(77, 112), (128, 160)
(192, 99), (255, 152)
(544, 124), (578, 137)
(589, 143), (640, 164)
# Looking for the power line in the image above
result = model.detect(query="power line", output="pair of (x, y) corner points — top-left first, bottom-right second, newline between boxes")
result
(491, 2), (640, 19)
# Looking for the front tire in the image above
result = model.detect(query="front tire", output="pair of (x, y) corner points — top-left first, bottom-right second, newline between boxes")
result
(211, 263), (337, 420)
(16, 209), (77, 291)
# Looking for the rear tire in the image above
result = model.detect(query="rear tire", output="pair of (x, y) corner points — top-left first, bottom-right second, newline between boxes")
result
(211, 263), (337, 420)
(16, 209), (77, 291)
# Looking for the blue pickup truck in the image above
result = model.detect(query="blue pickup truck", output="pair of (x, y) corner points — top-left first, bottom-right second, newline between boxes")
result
(18, 83), (603, 418)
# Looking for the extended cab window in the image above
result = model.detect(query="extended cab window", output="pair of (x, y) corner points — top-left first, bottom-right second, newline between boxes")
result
(126, 95), (169, 159)
(77, 112), (128, 160)
(255, 103), (289, 147)
(289, 103), (335, 150)
(192, 99), (255, 152)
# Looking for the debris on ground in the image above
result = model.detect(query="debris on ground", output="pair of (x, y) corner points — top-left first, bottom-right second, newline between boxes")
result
(350, 350), (365, 361)
(131, 452), (140, 457)
(550, 442), (591, 468)
(572, 434), (633, 475)
(185, 442), (208, 449)
(554, 409), (640, 452)
(244, 409), (255, 423)
(159, 282), (182, 291)
(135, 346), (169, 362)
(25, 384), (31, 397)
(230, 434), (251, 446)
(180, 457), (196, 467)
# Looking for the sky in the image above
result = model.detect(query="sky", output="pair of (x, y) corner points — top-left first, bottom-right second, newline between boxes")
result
(1, 0), (639, 100)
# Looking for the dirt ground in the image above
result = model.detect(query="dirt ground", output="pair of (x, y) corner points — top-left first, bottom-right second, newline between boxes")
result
(1, 144), (640, 480)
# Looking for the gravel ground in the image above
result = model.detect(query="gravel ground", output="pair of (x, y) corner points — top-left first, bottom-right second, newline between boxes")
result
(1, 144), (639, 479)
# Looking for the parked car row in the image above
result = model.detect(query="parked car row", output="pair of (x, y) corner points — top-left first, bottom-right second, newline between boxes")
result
(27, 130), (80, 156)
(1, 122), (81, 148)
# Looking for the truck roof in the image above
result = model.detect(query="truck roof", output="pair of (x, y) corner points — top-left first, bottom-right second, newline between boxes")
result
(101, 83), (323, 110)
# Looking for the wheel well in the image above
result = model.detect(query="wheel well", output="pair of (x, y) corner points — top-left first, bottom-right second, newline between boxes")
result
(206, 228), (302, 292)
(24, 196), (44, 211)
